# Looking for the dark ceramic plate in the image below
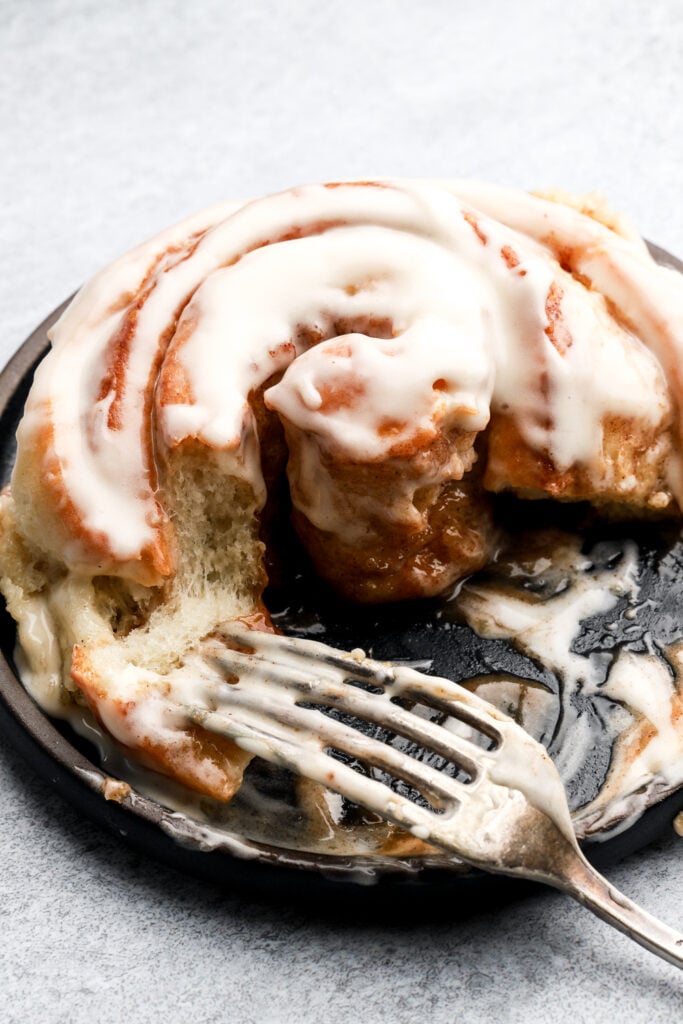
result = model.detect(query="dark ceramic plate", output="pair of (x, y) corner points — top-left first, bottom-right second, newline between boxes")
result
(1, 263), (682, 908)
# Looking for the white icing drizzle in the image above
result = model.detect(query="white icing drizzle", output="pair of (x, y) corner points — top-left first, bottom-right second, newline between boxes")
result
(14, 180), (681, 579)
(457, 538), (683, 836)
(439, 180), (683, 460)
(163, 226), (496, 455)
(12, 597), (64, 716)
(576, 649), (683, 835)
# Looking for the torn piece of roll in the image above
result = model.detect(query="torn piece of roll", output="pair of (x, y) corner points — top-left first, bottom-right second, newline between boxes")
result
(1, 179), (683, 803)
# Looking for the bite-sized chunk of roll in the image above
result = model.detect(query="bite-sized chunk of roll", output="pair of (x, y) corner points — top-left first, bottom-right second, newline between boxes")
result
(266, 326), (496, 602)
(285, 453), (494, 604)
(71, 640), (254, 802)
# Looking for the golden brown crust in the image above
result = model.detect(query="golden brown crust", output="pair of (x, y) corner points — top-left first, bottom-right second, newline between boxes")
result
(485, 412), (677, 512)
(72, 645), (253, 802)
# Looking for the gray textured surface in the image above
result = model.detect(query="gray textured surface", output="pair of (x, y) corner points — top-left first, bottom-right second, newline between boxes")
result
(0, 1), (682, 1020)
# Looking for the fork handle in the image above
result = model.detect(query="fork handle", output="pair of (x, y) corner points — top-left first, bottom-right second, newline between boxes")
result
(557, 852), (683, 969)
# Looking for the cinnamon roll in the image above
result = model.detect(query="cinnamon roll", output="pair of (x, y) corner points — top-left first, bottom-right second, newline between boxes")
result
(2, 179), (683, 802)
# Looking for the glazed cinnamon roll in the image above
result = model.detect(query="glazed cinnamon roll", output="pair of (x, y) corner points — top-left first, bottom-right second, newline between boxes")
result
(2, 179), (683, 801)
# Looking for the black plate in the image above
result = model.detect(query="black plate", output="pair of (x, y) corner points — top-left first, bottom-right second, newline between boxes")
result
(0, 270), (682, 909)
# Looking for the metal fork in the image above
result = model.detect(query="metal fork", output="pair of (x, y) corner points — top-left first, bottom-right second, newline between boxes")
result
(183, 625), (683, 968)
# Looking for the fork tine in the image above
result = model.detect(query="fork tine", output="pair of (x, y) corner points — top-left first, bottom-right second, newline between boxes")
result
(188, 689), (469, 806)
(207, 646), (364, 693)
(187, 703), (457, 836)
(218, 625), (395, 685)
(391, 673), (504, 746)
(219, 625), (505, 745)
(209, 648), (486, 780)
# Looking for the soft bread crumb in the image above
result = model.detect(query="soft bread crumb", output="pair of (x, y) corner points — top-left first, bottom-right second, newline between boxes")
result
(0, 439), (267, 801)
(102, 778), (131, 803)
